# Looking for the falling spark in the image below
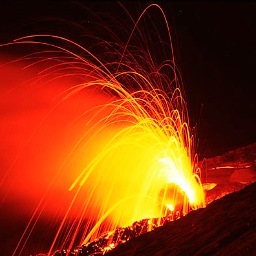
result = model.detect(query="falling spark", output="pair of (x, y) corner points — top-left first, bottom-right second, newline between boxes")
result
(0, 3), (205, 255)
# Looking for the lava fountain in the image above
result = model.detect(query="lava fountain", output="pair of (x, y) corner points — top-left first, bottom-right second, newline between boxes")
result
(0, 3), (205, 255)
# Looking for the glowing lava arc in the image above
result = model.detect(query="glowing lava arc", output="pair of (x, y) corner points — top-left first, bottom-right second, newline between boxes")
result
(6, 3), (206, 254)
(71, 85), (206, 247)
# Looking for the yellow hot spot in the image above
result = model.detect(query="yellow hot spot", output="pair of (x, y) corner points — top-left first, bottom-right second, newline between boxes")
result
(68, 94), (206, 244)
(166, 204), (174, 212)
(5, 4), (209, 255)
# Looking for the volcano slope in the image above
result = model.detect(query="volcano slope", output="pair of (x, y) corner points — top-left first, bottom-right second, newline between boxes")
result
(107, 181), (256, 256)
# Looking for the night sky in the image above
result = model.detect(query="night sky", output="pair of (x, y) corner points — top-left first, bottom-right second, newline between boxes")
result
(1, 1), (255, 158)
(168, 2), (256, 158)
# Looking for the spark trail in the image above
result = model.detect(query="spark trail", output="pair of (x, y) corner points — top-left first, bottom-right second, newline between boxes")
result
(0, 3), (205, 255)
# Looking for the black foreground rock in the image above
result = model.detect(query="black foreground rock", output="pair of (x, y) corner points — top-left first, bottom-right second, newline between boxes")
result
(106, 182), (256, 256)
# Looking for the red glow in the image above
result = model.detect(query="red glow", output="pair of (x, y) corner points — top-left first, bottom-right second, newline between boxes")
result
(0, 4), (206, 255)
(0, 60), (117, 220)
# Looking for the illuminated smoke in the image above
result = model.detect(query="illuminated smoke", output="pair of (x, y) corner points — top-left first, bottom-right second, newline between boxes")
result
(0, 4), (205, 255)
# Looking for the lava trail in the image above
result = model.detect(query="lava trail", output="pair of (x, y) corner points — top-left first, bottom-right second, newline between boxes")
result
(0, 3), (205, 255)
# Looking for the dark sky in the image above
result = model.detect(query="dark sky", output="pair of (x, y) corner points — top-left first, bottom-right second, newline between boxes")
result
(1, 1), (255, 158)
(167, 2), (256, 157)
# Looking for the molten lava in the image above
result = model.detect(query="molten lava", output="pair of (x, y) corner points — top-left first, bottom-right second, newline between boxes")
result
(0, 3), (206, 255)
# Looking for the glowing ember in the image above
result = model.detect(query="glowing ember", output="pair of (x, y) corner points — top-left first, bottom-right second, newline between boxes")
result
(1, 3), (205, 255)
(52, 212), (183, 256)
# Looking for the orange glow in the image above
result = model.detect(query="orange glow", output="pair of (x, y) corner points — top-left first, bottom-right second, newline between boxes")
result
(0, 3), (205, 255)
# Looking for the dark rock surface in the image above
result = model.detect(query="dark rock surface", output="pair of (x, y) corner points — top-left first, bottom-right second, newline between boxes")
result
(200, 143), (256, 185)
(106, 182), (256, 256)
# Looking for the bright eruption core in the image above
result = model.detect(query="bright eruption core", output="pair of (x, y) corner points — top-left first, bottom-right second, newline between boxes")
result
(0, 3), (205, 255)
(71, 85), (206, 246)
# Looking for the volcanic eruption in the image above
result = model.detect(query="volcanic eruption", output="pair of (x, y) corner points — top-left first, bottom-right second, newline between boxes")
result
(0, 3), (209, 255)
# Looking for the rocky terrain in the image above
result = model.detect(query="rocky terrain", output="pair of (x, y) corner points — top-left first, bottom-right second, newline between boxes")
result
(104, 143), (256, 256)
(106, 182), (256, 256)
(51, 143), (256, 256)
(3, 144), (255, 256)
